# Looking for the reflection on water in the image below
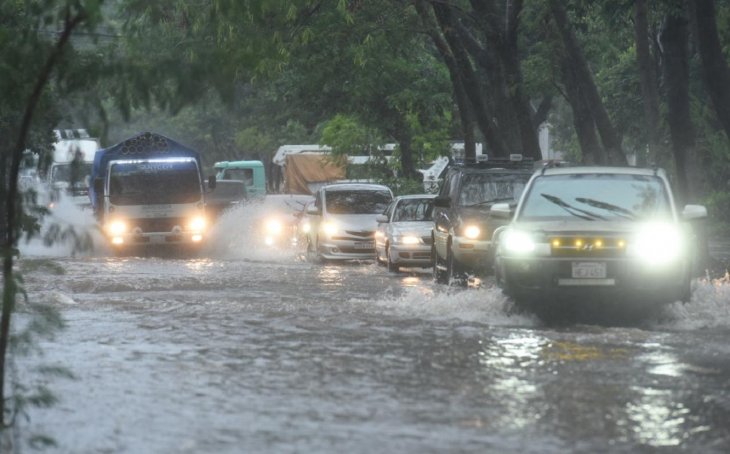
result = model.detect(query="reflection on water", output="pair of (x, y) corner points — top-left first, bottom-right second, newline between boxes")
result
(625, 387), (691, 447)
(479, 333), (550, 429)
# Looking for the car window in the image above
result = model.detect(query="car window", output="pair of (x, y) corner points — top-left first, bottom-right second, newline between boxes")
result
(393, 198), (434, 222)
(458, 174), (527, 207)
(518, 174), (671, 221)
(325, 189), (392, 214)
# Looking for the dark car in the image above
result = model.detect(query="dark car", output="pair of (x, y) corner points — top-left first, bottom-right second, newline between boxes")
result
(492, 166), (707, 315)
(432, 156), (533, 284)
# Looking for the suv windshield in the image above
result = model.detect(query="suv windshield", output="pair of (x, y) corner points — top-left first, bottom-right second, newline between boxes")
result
(458, 173), (527, 207)
(326, 189), (392, 214)
(519, 174), (671, 221)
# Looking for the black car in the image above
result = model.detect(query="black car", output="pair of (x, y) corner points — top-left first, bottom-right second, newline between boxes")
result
(432, 156), (533, 284)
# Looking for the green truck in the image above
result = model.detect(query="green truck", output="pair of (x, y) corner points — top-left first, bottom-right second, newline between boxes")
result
(213, 160), (266, 197)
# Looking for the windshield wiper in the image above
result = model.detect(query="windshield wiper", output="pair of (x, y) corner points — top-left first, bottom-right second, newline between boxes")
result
(540, 193), (606, 221)
(574, 197), (636, 219)
(465, 196), (515, 208)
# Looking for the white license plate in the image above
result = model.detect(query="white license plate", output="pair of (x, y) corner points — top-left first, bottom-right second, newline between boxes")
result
(353, 241), (374, 249)
(572, 262), (607, 279)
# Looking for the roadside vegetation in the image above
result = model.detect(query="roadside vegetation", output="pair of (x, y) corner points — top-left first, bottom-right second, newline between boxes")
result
(2, 0), (730, 446)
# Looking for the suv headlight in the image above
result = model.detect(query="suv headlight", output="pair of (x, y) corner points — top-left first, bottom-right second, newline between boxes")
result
(107, 220), (127, 236)
(463, 225), (481, 240)
(502, 230), (536, 254)
(629, 222), (684, 265)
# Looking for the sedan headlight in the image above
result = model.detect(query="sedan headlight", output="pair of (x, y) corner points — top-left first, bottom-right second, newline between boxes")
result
(265, 219), (283, 235)
(629, 222), (684, 265)
(322, 222), (338, 236)
(396, 235), (421, 245)
(502, 230), (536, 254)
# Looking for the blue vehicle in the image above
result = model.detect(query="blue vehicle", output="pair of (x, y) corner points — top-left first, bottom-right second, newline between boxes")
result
(90, 132), (211, 249)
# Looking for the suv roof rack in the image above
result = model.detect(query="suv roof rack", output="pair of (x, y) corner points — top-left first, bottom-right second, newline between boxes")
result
(456, 154), (534, 171)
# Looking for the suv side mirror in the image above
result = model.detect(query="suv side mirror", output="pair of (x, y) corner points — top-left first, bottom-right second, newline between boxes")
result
(490, 202), (513, 219)
(681, 204), (707, 221)
(433, 195), (451, 208)
(208, 175), (217, 190)
(307, 206), (321, 216)
(376, 214), (389, 223)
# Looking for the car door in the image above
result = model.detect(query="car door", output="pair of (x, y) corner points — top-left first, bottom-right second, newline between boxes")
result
(433, 172), (458, 260)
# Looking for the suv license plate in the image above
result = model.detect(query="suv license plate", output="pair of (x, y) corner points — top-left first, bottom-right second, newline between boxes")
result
(354, 241), (374, 249)
(572, 262), (607, 279)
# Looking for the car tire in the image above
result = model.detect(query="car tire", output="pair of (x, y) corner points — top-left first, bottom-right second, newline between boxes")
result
(386, 245), (399, 273)
(446, 245), (467, 287)
(433, 243), (449, 284)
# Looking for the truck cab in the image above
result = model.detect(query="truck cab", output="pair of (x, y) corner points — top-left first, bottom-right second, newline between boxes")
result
(91, 132), (208, 249)
(213, 160), (266, 197)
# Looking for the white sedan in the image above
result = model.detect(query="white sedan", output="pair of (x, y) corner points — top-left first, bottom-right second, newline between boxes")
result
(375, 194), (435, 272)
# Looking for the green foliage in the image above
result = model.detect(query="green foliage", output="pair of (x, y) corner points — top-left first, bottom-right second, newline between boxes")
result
(704, 191), (730, 235)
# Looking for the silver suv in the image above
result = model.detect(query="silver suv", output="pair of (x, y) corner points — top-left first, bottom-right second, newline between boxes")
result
(492, 166), (707, 315)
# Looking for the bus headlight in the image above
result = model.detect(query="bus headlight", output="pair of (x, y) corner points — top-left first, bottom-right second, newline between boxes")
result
(107, 220), (127, 236)
(188, 216), (207, 232)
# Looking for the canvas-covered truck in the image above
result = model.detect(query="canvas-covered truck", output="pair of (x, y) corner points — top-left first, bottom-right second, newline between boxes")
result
(90, 132), (213, 249)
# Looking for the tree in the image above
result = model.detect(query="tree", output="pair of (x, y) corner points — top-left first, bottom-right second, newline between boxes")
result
(1, 0), (103, 428)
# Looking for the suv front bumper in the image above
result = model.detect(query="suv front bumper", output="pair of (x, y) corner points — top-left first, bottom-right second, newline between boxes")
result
(498, 256), (690, 304)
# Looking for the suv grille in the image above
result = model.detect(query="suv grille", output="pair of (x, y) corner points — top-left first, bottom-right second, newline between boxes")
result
(550, 236), (626, 258)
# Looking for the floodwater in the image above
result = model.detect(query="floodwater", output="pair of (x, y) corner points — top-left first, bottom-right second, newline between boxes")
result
(7, 199), (730, 453)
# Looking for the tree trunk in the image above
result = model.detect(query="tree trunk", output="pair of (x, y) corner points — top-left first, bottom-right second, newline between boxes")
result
(560, 58), (603, 165)
(414, 1), (477, 162)
(660, 11), (695, 204)
(634, 0), (662, 165)
(431, 2), (508, 157)
(691, 0), (730, 141)
(549, 0), (627, 165)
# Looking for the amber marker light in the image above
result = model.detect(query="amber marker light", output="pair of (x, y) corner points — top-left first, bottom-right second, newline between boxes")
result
(594, 239), (603, 248)
(575, 239), (584, 248)
(551, 239), (561, 248)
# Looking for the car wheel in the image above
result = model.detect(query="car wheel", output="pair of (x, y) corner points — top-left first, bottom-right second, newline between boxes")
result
(386, 244), (399, 273)
(446, 245), (467, 287)
(433, 243), (449, 284)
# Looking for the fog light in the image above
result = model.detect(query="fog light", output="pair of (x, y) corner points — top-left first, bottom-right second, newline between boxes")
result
(191, 234), (203, 242)
(111, 236), (124, 245)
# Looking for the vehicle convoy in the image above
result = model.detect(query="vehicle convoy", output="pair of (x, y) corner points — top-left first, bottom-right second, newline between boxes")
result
(432, 156), (534, 284)
(47, 129), (99, 208)
(492, 166), (707, 313)
(375, 194), (436, 272)
(90, 132), (211, 249)
(214, 160), (266, 197)
(305, 183), (393, 261)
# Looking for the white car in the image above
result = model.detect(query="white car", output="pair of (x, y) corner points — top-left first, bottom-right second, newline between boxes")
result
(305, 183), (393, 261)
(492, 166), (707, 315)
(375, 194), (435, 272)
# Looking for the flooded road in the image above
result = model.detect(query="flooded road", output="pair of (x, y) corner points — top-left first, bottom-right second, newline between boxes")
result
(9, 204), (730, 453)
